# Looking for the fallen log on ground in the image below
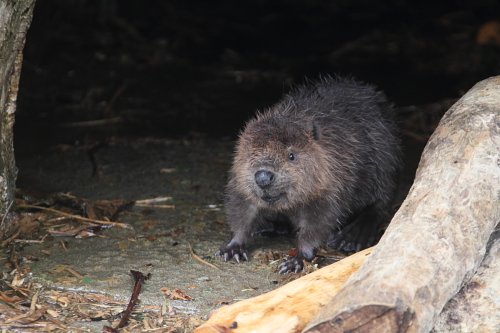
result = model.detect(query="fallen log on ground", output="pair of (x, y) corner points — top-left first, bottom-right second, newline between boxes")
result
(305, 76), (500, 332)
(431, 231), (499, 333)
(195, 247), (372, 333)
(195, 76), (500, 333)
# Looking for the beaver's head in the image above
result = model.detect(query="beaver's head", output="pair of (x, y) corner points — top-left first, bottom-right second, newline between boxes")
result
(232, 108), (339, 211)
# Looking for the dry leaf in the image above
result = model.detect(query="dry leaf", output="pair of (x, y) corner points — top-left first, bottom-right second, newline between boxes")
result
(160, 288), (193, 301)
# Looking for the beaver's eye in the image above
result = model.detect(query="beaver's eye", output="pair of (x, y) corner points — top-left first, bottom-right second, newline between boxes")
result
(288, 152), (295, 161)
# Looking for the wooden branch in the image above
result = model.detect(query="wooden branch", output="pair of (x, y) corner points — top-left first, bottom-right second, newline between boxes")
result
(195, 247), (372, 333)
(305, 76), (500, 332)
(16, 204), (132, 229)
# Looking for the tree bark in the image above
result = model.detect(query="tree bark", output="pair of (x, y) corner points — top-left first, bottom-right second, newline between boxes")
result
(0, 0), (36, 237)
(305, 76), (500, 333)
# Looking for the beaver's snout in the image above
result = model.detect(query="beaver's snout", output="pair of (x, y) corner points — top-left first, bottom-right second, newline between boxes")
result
(254, 169), (275, 188)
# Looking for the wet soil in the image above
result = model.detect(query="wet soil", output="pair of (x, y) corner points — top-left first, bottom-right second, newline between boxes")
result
(13, 138), (302, 331)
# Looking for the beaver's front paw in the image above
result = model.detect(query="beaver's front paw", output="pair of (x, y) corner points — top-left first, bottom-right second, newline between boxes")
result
(278, 256), (304, 274)
(215, 242), (249, 263)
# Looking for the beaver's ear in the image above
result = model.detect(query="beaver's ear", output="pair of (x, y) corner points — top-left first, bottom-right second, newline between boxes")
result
(312, 123), (320, 140)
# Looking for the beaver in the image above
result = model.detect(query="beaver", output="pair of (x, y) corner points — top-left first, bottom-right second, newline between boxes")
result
(216, 76), (401, 274)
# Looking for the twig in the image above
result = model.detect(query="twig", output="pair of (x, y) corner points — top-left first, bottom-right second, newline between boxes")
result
(135, 197), (173, 204)
(1, 228), (21, 247)
(135, 197), (175, 209)
(188, 243), (220, 270)
(62, 266), (84, 279)
(16, 204), (132, 229)
(30, 290), (39, 312)
(59, 117), (124, 128)
(44, 314), (68, 330)
(14, 234), (48, 244)
(0, 200), (14, 228)
(107, 270), (150, 331)
(5, 308), (45, 324)
(135, 204), (175, 209)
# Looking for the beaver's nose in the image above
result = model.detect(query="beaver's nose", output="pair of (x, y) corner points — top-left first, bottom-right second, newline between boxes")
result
(255, 170), (275, 188)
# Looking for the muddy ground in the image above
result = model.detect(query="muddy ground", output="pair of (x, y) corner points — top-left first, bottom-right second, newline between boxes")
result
(7, 131), (421, 332)
(13, 138), (298, 331)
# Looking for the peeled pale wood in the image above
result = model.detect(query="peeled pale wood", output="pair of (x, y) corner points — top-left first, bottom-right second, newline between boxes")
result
(305, 76), (500, 333)
(432, 233), (500, 333)
(195, 247), (372, 333)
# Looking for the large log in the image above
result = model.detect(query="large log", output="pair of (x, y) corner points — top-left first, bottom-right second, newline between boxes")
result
(195, 77), (500, 333)
(432, 231), (499, 332)
(305, 76), (500, 332)
(301, 234), (500, 333)
(0, 0), (36, 237)
(195, 248), (372, 333)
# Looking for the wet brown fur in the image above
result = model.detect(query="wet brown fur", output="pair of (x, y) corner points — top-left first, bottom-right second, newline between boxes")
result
(220, 76), (401, 270)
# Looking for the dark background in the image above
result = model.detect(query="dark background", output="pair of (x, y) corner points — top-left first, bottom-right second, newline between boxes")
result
(15, 0), (500, 151)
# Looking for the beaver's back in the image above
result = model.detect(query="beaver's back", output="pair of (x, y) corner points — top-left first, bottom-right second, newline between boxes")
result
(265, 76), (401, 208)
